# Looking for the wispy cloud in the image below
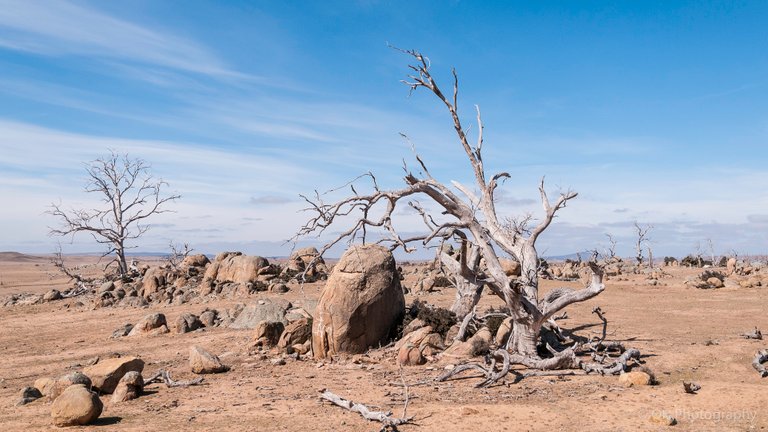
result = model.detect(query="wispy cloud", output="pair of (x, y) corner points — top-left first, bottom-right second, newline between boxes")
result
(0, 0), (250, 79)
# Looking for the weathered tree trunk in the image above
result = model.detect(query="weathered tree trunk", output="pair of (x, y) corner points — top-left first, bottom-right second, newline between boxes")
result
(450, 279), (483, 319)
(507, 318), (540, 356)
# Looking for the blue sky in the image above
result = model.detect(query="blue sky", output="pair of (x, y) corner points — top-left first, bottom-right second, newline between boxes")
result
(0, 0), (766, 258)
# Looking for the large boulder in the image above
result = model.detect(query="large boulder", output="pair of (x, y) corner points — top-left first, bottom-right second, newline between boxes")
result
(50, 384), (103, 427)
(202, 252), (269, 286)
(181, 254), (210, 268)
(229, 299), (290, 329)
(82, 356), (144, 394)
(49, 372), (92, 401)
(312, 244), (405, 358)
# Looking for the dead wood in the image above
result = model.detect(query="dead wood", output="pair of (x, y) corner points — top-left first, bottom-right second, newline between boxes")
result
(582, 348), (641, 375)
(318, 389), (414, 431)
(753, 350), (768, 377)
(742, 327), (763, 340)
(143, 370), (204, 388)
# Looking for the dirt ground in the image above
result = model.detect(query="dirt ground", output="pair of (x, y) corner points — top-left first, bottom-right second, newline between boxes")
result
(0, 253), (766, 431)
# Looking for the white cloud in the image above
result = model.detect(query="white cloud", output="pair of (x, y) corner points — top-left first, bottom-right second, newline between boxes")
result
(0, 0), (249, 79)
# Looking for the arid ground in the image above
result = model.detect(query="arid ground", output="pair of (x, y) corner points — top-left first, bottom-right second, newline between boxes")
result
(0, 252), (766, 431)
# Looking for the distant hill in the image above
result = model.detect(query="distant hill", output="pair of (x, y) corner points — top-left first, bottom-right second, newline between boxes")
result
(0, 251), (49, 262)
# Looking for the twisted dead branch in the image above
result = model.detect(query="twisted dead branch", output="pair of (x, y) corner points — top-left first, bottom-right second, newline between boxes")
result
(319, 389), (414, 431)
(143, 370), (204, 388)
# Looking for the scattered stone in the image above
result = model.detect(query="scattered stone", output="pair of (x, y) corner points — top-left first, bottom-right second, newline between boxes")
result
(618, 371), (652, 387)
(50, 384), (103, 427)
(128, 313), (169, 336)
(49, 372), (92, 401)
(199, 309), (219, 327)
(43, 289), (63, 302)
(397, 345), (425, 366)
(268, 283), (289, 293)
(277, 318), (312, 351)
(99, 281), (115, 293)
(649, 413), (677, 426)
(706, 277), (724, 288)
(440, 327), (492, 363)
(83, 356), (144, 394)
(175, 313), (203, 334)
(111, 323), (134, 338)
(189, 346), (228, 374)
(253, 320), (285, 346)
(111, 371), (143, 403)
(17, 386), (43, 406)
(683, 381), (701, 394)
(312, 244), (405, 358)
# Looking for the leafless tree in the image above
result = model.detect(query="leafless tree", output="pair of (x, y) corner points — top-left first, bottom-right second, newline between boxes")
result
(604, 233), (617, 261)
(166, 241), (193, 271)
(48, 151), (179, 277)
(633, 222), (653, 266)
(295, 49), (607, 359)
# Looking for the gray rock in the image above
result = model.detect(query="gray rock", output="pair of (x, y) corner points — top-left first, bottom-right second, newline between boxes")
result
(16, 386), (43, 406)
(229, 299), (290, 329)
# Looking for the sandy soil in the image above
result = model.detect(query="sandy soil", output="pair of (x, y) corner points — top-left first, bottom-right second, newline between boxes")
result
(0, 254), (766, 431)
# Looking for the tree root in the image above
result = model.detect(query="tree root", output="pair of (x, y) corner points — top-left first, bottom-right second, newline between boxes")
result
(437, 349), (512, 388)
(319, 389), (414, 431)
(753, 350), (768, 377)
(143, 370), (204, 388)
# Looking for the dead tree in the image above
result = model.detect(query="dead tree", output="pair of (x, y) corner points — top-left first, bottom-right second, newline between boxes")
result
(633, 222), (653, 266)
(295, 49), (606, 358)
(48, 151), (179, 277)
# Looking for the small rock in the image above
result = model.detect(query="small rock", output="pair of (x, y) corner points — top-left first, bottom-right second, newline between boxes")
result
(99, 281), (115, 293)
(683, 381), (700, 394)
(127, 313), (169, 336)
(269, 283), (289, 293)
(43, 289), (62, 302)
(111, 323), (134, 338)
(50, 384), (103, 427)
(618, 371), (652, 387)
(111, 371), (143, 403)
(189, 346), (228, 374)
(649, 413), (677, 426)
(397, 345), (425, 366)
(174, 313), (203, 334)
(17, 386), (43, 406)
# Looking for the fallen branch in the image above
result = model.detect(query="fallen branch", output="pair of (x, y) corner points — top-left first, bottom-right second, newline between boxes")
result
(753, 350), (768, 377)
(143, 370), (204, 388)
(319, 389), (414, 431)
(742, 327), (763, 340)
(582, 348), (641, 375)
